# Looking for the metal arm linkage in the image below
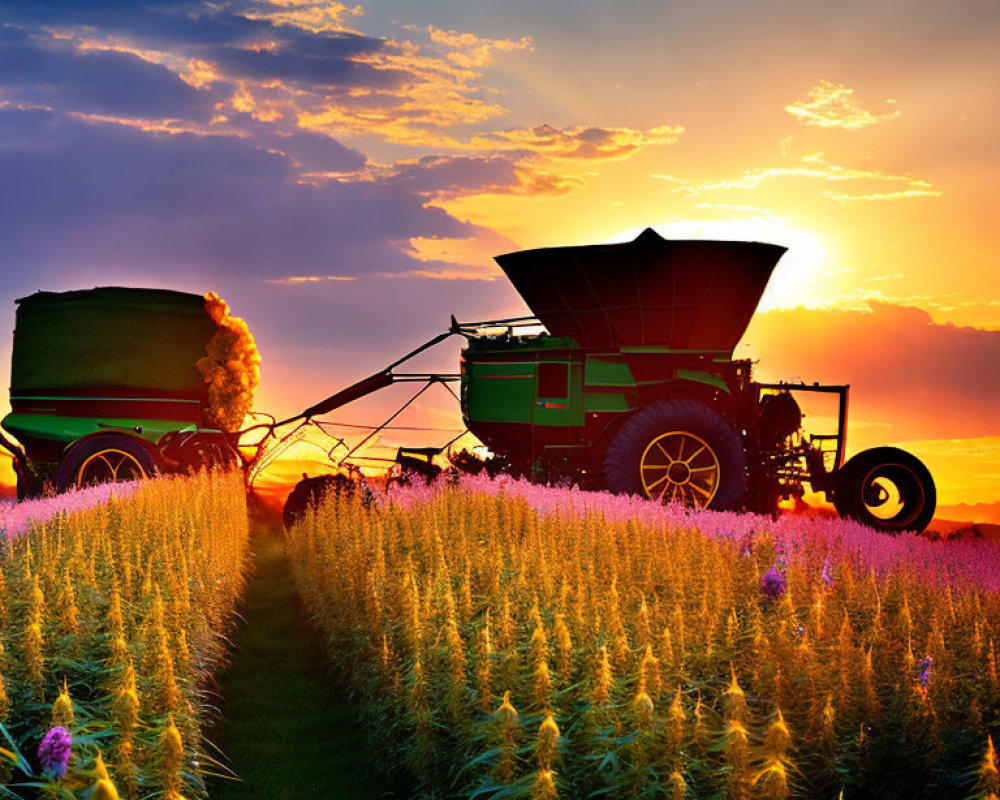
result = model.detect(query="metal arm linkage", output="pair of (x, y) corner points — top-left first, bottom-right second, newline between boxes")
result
(275, 329), (461, 427)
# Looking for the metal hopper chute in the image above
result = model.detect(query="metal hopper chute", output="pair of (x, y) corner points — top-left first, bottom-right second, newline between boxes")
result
(494, 228), (788, 355)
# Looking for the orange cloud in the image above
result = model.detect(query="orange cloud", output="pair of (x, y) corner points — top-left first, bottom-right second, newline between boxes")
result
(656, 151), (939, 202)
(744, 303), (1000, 442)
(469, 122), (683, 160)
(428, 26), (532, 68)
(313, 153), (583, 200)
(785, 79), (900, 130)
(377, 269), (497, 281)
(264, 275), (359, 285)
(243, 1), (365, 35)
(297, 32), (517, 145)
(405, 227), (517, 267)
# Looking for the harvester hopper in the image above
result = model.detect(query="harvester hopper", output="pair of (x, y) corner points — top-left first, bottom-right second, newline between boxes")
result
(495, 227), (785, 353)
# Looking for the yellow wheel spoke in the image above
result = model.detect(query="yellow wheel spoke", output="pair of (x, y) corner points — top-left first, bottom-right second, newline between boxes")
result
(640, 430), (721, 508)
(646, 474), (669, 492)
(683, 445), (706, 464)
(689, 482), (712, 500)
(78, 448), (147, 487)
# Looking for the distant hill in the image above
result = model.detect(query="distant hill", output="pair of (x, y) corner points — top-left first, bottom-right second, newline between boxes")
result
(936, 502), (1000, 525)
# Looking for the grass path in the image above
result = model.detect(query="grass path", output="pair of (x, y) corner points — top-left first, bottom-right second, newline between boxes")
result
(207, 529), (384, 799)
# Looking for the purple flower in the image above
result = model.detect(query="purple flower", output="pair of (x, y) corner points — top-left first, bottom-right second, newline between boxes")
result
(760, 564), (787, 598)
(821, 559), (834, 588)
(38, 726), (72, 778)
(918, 656), (932, 688)
(739, 536), (754, 558)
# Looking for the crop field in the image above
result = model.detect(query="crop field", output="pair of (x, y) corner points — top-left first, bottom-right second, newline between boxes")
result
(3, 471), (1000, 799)
(0, 471), (249, 799)
(288, 476), (1000, 800)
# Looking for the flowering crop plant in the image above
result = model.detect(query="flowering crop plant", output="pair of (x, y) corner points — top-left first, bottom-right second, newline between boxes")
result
(1, 482), (138, 540)
(0, 470), (250, 799)
(288, 475), (1000, 799)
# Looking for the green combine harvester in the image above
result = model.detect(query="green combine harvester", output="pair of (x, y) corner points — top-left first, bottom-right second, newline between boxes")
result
(278, 229), (936, 533)
(454, 229), (936, 532)
(0, 287), (244, 496)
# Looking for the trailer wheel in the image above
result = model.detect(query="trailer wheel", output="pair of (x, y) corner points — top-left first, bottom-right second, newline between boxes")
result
(833, 447), (936, 533)
(56, 434), (158, 490)
(603, 398), (746, 510)
(283, 473), (355, 529)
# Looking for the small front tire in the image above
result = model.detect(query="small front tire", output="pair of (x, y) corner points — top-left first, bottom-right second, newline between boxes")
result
(834, 446), (936, 533)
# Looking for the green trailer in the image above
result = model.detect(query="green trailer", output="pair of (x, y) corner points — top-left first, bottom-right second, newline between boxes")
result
(1, 287), (246, 496)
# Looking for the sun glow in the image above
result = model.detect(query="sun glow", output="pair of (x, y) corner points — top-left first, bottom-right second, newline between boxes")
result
(608, 218), (831, 311)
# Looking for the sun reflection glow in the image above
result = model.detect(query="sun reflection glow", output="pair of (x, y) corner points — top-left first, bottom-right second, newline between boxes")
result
(608, 219), (830, 311)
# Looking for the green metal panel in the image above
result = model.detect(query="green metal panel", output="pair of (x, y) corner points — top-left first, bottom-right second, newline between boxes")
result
(584, 354), (635, 387)
(676, 369), (731, 394)
(583, 392), (634, 412)
(11, 287), (215, 394)
(533, 361), (584, 427)
(467, 361), (536, 423)
(1, 413), (196, 448)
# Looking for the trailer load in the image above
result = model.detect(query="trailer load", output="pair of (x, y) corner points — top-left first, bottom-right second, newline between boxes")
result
(1, 287), (258, 495)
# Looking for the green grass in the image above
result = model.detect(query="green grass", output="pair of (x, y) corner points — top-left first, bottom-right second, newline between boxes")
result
(207, 530), (388, 800)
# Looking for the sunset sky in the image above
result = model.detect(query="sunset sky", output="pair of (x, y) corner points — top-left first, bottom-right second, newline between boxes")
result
(0, 0), (997, 508)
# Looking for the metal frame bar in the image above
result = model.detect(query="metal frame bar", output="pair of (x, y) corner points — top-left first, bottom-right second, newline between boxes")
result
(757, 381), (850, 471)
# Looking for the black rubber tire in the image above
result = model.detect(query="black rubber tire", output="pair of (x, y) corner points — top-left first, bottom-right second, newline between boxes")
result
(283, 473), (355, 529)
(833, 446), (936, 533)
(56, 434), (159, 491)
(603, 398), (747, 510)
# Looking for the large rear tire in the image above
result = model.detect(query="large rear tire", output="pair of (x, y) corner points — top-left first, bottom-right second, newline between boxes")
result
(603, 398), (747, 510)
(56, 434), (158, 491)
(833, 446), (936, 533)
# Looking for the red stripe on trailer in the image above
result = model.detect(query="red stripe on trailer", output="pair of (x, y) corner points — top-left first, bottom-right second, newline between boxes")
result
(11, 396), (203, 423)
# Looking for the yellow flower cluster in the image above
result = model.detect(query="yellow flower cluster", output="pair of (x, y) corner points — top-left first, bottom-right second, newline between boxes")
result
(287, 486), (1000, 798)
(0, 470), (249, 799)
